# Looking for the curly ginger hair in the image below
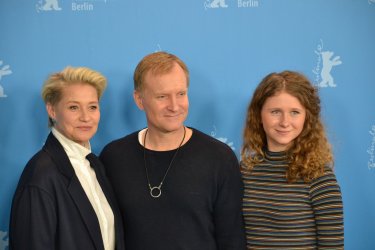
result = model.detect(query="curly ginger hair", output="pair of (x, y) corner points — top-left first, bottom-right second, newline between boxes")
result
(241, 70), (333, 183)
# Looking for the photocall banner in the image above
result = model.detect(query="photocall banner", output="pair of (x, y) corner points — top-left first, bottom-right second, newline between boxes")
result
(1, 0), (374, 249)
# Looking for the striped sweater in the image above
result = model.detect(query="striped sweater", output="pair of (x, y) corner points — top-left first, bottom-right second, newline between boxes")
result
(241, 150), (344, 249)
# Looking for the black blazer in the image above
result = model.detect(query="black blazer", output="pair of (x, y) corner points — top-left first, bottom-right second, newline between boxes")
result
(9, 133), (125, 250)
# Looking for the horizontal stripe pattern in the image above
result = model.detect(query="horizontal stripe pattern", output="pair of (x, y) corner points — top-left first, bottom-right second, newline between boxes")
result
(241, 151), (343, 249)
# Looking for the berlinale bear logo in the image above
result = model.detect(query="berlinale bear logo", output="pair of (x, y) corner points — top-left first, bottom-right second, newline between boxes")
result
(36, 0), (62, 12)
(204, 0), (228, 9)
(0, 231), (8, 250)
(0, 61), (12, 98)
(312, 39), (342, 88)
(319, 51), (342, 88)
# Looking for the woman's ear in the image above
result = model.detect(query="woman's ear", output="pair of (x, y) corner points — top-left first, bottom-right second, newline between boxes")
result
(46, 103), (56, 120)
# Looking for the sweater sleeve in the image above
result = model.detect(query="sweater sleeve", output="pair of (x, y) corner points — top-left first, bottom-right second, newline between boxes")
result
(310, 168), (344, 249)
(213, 151), (247, 250)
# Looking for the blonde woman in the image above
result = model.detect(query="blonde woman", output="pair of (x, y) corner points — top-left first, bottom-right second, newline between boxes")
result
(9, 66), (125, 250)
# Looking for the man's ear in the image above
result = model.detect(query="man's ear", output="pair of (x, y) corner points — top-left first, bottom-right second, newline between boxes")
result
(133, 90), (144, 110)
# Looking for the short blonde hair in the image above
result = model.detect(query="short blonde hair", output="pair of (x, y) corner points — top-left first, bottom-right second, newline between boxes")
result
(41, 66), (107, 127)
(133, 51), (189, 92)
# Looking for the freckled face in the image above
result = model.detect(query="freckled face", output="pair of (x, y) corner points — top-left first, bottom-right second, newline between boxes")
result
(261, 91), (306, 152)
(134, 63), (189, 134)
(47, 83), (100, 146)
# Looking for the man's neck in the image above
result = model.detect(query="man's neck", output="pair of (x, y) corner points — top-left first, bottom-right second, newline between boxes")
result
(142, 126), (191, 151)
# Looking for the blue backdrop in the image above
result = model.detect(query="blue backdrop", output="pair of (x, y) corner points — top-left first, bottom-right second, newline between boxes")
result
(1, 0), (374, 249)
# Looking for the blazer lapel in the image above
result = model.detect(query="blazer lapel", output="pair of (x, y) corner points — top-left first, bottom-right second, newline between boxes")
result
(67, 178), (104, 250)
(43, 133), (104, 250)
(86, 153), (126, 250)
(86, 153), (117, 209)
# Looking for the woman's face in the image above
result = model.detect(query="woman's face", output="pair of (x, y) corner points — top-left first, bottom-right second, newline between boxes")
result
(260, 91), (306, 152)
(47, 83), (100, 147)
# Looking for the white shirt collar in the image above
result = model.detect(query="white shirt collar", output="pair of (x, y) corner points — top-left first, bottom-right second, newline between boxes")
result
(51, 127), (91, 160)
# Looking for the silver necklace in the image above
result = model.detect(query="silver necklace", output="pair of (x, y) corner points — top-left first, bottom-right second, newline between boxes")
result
(143, 127), (186, 198)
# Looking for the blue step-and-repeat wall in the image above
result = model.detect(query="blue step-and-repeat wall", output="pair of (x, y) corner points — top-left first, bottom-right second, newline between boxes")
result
(1, 0), (374, 249)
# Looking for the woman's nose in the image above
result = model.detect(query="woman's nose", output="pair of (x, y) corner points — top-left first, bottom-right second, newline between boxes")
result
(279, 113), (290, 127)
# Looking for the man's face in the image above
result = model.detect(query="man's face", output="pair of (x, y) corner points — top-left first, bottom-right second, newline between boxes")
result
(134, 63), (189, 134)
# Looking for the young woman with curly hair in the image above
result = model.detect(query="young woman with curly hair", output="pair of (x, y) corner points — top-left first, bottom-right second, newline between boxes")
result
(241, 70), (343, 249)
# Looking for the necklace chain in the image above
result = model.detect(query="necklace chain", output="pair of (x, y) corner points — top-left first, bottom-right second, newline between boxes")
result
(143, 126), (186, 198)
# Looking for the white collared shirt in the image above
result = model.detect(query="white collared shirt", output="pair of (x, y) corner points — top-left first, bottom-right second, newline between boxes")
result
(52, 128), (115, 250)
